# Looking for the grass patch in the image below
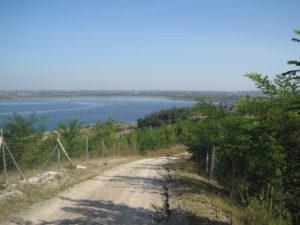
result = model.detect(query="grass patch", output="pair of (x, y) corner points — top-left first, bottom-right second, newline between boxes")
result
(169, 157), (290, 225)
(170, 156), (245, 225)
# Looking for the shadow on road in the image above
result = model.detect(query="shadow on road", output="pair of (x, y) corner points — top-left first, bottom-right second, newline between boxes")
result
(10, 197), (155, 225)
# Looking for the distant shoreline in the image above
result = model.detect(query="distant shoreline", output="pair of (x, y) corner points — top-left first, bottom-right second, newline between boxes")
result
(0, 94), (196, 101)
(0, 90), (262, 101)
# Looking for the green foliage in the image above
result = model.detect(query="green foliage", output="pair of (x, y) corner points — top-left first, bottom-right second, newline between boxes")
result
(126, 131), (137, 149)
(57, 119), (84, 157)
(135, 124), (177, 155)
(245, 72), (299, 97)
(182, 30), (300, 224)
(183, 97), (293, 222)
(245, 37), (300, 223)
(3, 113), (46, 167)
(288, 30), (300, 66)
(245, 73), (277, 96)
(1, 113), (180, 169)
(137, 107), (192, 128)
(91, 117), (117, 152)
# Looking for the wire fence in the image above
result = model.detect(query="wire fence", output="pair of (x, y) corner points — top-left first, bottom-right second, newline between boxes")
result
(0, 122), (179, 187)
(0, 133), (143, 185)
(3, 136), (139, 166)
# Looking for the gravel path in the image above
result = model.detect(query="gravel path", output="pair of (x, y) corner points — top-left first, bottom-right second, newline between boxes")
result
(6, 157), (175, 225)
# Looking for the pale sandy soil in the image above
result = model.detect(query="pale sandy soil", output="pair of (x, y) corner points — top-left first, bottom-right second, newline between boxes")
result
(5, 157), (176, 225)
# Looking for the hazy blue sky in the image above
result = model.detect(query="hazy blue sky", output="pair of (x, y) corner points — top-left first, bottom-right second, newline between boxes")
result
(0, 0), (299, 91)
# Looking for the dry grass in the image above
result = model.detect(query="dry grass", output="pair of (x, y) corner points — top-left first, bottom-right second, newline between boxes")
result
(80, 123), (137, 137)
(145, 144), (187, 158)
(169, 156), (245, 225)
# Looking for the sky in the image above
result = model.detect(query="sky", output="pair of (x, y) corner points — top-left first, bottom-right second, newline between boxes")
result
(0, 0), (299, 91)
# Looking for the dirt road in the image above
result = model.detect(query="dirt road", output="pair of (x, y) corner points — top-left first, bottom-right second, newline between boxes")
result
(6, 156), (175, 225)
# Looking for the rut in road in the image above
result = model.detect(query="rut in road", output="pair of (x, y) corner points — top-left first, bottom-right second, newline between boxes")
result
(6, 156), (177, 225)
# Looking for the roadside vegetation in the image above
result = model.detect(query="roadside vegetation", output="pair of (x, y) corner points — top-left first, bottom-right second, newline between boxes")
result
(0, 115), (180, 171)
(176, 30), (299, 225)
(169, 156), (244, 225)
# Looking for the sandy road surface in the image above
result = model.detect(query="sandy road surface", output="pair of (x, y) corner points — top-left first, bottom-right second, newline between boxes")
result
(6, 156), (176, 225)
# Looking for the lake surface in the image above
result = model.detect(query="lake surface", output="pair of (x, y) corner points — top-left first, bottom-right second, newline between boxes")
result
(0, 97), (194, 130)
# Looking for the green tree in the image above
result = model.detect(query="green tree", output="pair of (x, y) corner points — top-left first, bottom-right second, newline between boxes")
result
(3, 113), (46, 167)
(57, 119), (84, 156)
(92, 117), (117, 150)
(244, 30), (300, 224)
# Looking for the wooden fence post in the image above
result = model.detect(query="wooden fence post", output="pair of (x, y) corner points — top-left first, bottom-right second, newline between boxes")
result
(101, 140), (109, 164)
(102, 140), (106, 157)
(230, 157), (236, 200)
(117, 139), (120, 158)
(206, 150), (209, 176)
(210, 145), (215, 180)
(133, 143), (137, 155)
(97, 140), (102, 158)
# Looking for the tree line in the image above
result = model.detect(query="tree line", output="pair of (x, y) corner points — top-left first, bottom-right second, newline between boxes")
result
(137, 107), (194, 128)
(0, 115), (179, 170)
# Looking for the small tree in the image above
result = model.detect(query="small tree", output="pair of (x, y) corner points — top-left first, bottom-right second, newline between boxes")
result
(57, 119), (83, 156)
(92, 117), (117, 150)
(3, 113), (46, 167)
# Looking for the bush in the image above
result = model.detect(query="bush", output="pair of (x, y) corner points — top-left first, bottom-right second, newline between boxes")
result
(3, 113), (46, 168)
(57, 119), (85, 157)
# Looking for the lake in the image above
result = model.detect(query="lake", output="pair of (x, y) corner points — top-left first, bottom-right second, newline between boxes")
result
(0, 97), (194, 130)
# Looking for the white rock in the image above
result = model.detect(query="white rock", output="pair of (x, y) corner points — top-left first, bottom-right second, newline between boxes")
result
(27, 171), (59, 184)
(0, 190), (24, 200)
(76, 165), (87, 169)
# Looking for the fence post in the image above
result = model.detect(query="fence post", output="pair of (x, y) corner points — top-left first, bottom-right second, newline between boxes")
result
(97, 140), (102, 158)
(102, 140), (109, 164)
(230, 156), (236, 200)
(0, 128), (26, 181)
(206, 150), (209, 176)
(2, 142), (26, 180)
(57, 139), (76, 168)
(133, 142), (137, 155)
(1, 128), (7, 186)
(102, 140), (106, 157)
(85, 136), (89, 161)
(57, 133), (62, 170)
(210, 145), (215, 180)
(117, 139), (120, 158)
